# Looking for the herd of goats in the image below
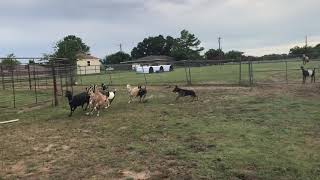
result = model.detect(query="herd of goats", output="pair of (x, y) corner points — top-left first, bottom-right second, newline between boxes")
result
(65, 84), (198, 117)
(65, 57), (316, 117)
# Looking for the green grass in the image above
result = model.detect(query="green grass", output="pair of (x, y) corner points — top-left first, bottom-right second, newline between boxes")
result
(1, 85), (320, 179)
(0, 89), (54, 121)
(77, 59), (320, 86)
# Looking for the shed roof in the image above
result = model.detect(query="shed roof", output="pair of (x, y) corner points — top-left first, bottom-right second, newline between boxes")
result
(76, 53), (100, 60)
(121, 55), (174, 64)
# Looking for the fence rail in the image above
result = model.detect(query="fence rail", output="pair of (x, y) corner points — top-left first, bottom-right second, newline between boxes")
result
(1, 57), (319, 111)
(0, 58), (75, 111)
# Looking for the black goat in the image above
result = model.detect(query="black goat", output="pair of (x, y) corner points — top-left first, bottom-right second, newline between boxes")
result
(301, 66), (315, 84)
(65, 90), (90, 117)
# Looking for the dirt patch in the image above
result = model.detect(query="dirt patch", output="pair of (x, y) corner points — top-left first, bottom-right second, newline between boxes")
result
(9, 160), (26, 177)
(120, 170), (151, 180)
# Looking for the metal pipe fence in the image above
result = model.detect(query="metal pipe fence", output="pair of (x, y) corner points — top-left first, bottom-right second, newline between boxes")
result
(1, 57), (319, 111)
(0, 58), (75, 110)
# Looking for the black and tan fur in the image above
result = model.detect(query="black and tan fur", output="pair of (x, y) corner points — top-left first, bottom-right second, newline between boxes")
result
(172, 85), (198, 101)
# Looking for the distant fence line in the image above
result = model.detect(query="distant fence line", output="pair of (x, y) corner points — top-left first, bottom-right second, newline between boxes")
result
(1, 57), (320, 110)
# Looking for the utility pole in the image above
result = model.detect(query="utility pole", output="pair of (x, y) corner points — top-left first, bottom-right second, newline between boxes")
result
(218, 37), (222, 51)
(119, 43), (123, 52)
(218, 36), (222, 60)
(305, 36), (308, 48)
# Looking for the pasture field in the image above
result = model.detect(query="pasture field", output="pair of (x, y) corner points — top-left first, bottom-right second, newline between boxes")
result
(78, 60), (320, 86)
(1, 84), (320, 179)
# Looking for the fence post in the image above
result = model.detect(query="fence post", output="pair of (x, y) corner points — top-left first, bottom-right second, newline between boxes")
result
(108, 70), (113, 85)
(51, 62), (58, 106)
(239, 57), (242, 85)
(11, 66), (16, 108)
(188, 61), (192, 85)
(27, 64), (32, 90)
(184, 61), (190, 85)
(1, 65), (5, 90)
(33, 64), (38, 104)
(285, 61), (288, 84)
(248, 61), (253, 86)
(251, 61), (254, 85)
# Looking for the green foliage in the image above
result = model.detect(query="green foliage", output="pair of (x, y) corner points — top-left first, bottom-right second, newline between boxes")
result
(131, 35), (175, 59)
(103, 51), (131, 64)
(224, 50), (244, 60)
(171, 30), (204, 60)
(0, 53), (20, 66)
(205, 49), (224, 60)
(53, 35), (90, 64)
(289, 46), (313, 57)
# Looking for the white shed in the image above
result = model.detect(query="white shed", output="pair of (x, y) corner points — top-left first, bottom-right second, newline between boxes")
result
(76, 53), (101, 75)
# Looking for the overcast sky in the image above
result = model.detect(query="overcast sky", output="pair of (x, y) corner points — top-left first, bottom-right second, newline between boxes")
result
(0, 0), (319, 58)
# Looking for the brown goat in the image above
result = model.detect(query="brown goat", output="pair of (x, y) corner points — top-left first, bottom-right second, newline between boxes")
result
(86, 85), (110, 116)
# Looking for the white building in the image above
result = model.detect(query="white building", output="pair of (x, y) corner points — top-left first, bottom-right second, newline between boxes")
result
(76, 53), (101, 75)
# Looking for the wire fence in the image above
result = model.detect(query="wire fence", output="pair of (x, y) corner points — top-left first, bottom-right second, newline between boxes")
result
(0, 58), (75, 111)
(74, 57), (320, 87)
(1, 57), (319, 111)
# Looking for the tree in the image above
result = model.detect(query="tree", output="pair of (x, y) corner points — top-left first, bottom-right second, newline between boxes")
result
(131, 35), (175, 59)
(224, 50), (244, 60)
(104, 51), (131, 64)
(289, 46), (312, 57)
(1, 53), (20, 66)
(53, 35), (90, 64)
(205, 49), (224, 60)
(170, 30), (204, 60)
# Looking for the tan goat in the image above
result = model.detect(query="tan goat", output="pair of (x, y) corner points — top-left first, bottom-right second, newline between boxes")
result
(86, 85), (110, 116)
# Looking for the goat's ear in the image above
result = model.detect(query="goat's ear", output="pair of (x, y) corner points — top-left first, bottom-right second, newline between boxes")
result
(175, 85), (178, 88)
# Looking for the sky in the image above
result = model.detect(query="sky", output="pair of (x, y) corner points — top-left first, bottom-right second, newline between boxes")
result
(0, 0), (319, 59)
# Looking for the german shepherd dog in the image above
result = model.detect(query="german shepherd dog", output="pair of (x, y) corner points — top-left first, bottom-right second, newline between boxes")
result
(172, 85), (198, 101)
(138, 85), (147, 102)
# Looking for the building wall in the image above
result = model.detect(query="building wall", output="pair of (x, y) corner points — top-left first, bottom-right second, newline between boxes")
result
(77, 59), (101, 75)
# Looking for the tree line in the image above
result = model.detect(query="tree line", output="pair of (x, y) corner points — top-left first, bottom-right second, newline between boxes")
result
(1, 31), (320, 65)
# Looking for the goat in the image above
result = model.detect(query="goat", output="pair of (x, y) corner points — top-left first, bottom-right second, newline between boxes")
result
(126, 84), (147, 103)
(65, 90), (90, 117)
(99, 84), (116, 106)
(302, 54), (310, 65)
(172, 85), (198, 101)
(86, 85), (110, 116)
(301, 66), (315, 83)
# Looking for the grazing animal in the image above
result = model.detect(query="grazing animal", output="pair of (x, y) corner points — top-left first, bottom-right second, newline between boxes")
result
(172, 85), (198, 101)
(302, 54), (310, 65)
(104, 89), (117, 106)
(65, 90), (90, 117)
(100, 83), (116, 105)
(87, 85), (109, 116)
(101, 83), (108, 91)
(126, 84), (147, 103)
(301, 66), (315, 83)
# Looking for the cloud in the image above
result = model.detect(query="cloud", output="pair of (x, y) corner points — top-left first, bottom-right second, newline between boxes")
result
(0, 0), (319, 58)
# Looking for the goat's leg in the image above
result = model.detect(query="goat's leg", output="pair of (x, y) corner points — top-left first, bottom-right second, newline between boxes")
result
(84, 103), (89, 111)
(128, 96), (132, 103)
(69, 107), (73, 117)
(175, 95), (180, 101)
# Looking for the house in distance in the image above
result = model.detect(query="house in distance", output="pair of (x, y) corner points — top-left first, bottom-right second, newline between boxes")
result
(76, 53), (101, 75)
